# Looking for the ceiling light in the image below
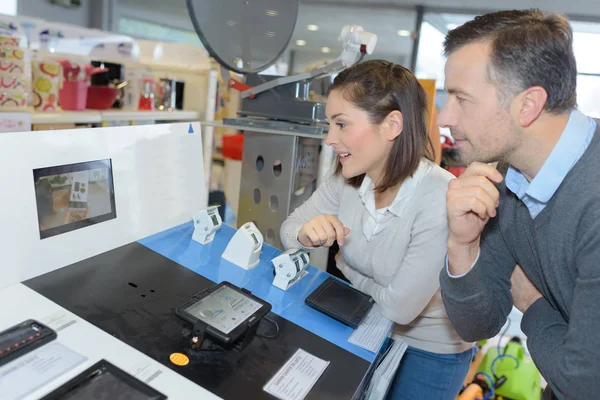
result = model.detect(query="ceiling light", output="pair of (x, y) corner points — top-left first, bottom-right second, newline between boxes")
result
(265, 9), (279, 17)
(296, 39), (306, 46)
(307, 24), (319, 31)
(321, 47), (331, 53)
(397, 30), (411, 37)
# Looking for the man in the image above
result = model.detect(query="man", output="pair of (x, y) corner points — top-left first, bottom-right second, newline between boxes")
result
(437, 9), (599, 400)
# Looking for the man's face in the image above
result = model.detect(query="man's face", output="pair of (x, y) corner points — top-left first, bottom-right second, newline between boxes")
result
(438, 41), (521, 164)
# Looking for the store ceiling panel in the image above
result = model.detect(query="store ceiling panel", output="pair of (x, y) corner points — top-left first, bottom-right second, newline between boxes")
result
(302, 0), (600, 18)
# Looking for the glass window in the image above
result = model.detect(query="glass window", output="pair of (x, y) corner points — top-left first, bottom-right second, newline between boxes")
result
(415, 21), (446, 89)
(572, 21), (600, 118)
(1, 0), (17, 16)
(415, 13), (476, 90)
(572, 21), (600, 75)
(577, 74), (600, 118)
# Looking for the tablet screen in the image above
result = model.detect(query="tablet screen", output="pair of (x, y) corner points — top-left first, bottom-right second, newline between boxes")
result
(311, 279), (370, 321)
(184, 285), (263, 334)
(33, 159), (116, 239)
(61, 370), (161, 400)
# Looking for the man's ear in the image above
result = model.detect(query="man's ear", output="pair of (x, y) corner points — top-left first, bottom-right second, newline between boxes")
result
(384, 110), (403, 140)
(518, 86), (547, 127)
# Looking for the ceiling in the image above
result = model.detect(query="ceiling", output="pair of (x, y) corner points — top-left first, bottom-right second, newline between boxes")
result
(301, 0), (600, 19)
(117, 0), (600, 73)
(289, 3), (417, 71)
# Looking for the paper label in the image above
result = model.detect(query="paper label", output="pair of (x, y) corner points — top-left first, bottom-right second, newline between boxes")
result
(348, 305), (393, 353)
(0, 341), (87, 400)
(263, 348), (330, 400)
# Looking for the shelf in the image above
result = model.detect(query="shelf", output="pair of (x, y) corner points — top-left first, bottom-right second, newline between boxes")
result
(31, 111), (102, 124)
(101, 110), (200, 122)
(30, 110), (200, 125)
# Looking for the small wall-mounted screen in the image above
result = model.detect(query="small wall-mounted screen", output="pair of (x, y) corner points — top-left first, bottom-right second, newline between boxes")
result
(33, 159), (116, 239)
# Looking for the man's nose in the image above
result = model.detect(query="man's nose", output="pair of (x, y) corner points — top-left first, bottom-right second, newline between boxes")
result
(437, 103), (455, 128)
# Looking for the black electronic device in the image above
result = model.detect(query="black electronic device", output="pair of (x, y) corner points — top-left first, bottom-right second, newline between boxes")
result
(41, 359), (167, 399)
(174, 281), (272, 350)
(0, 319), (57, 367)
(305, 277), (375, 328)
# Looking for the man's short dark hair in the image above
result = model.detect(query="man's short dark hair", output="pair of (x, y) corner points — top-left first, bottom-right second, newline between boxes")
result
(444, 9), (577, 113)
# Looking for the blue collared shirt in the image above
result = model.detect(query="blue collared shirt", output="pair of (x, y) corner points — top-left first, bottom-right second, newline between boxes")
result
(506, 109), (597, 218)
(448, 109), (596, 278)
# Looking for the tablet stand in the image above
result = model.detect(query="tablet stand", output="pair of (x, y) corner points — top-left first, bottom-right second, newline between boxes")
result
(179, 321), (260, 353)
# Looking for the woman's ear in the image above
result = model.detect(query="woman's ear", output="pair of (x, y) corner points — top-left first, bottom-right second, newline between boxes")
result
(385, 110), (403, 141)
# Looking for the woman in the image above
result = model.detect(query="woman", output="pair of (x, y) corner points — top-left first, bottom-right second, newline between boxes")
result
(280, 60), (475, 399)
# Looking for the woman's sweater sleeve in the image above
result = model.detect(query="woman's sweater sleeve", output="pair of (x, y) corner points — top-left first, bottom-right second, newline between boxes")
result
(280, 174), (344, 250)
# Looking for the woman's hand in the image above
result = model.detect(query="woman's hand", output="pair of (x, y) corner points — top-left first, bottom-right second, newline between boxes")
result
(298, 214), (350, 248)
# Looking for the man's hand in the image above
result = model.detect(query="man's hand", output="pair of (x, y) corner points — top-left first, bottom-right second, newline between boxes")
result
(447, 162), (503, 275)
(511, 265), (543, 313)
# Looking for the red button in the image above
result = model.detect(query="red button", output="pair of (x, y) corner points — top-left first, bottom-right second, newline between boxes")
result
(6, 347), (10, 351)
(14, 343), (19, 347)
(29, 336), (33, 340)
(21, 340), (26, 344)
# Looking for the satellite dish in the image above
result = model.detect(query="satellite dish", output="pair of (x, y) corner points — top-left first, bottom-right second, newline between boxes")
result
(186, 0), (299, 74)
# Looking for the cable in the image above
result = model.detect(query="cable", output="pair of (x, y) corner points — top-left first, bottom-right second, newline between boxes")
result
(497, 317), (512, 357)
(491, 354), (519, 379)
(257, 316), (279, 339)
(491, 317), (512, 381)
(474, 372), (495, 400)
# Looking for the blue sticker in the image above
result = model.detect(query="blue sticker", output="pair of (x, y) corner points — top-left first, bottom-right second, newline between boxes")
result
(188, 124), (194, 134)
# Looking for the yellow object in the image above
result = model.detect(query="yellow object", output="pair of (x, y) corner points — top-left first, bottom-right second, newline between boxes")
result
(35, 78), (52, 93)
(418, 79), (441, 165)
(457, 383), (484, 400)
(169, 352), (189, 366)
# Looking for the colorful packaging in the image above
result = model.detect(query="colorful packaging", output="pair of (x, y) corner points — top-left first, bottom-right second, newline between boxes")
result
(0, 90), (28, 110)
(0, 35), (20, 48)
(0, 59), (25, 74)
(0, 75), (28, 90)
(32, 61), (62, 112)
(0, 47), (24, 61)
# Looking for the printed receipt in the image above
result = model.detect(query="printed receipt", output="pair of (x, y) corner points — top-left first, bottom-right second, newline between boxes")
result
(263, 349), (330, 400)
(348, 305), (393, 353)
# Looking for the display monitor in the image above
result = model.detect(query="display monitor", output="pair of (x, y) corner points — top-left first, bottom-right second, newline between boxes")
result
(33, 159), (116, 239)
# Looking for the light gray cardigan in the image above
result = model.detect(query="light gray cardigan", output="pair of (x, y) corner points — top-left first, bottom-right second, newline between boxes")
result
(281, 159), (473, 354)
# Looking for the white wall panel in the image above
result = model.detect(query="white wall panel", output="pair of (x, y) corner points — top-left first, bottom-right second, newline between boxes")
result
(0, 122), (206, 287)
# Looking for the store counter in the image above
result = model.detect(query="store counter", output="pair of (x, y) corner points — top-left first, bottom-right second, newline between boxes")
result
(0, 284), (220, 400)
(17, 223), (384, 399)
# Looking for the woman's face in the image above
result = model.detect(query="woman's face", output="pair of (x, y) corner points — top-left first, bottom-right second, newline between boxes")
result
(325, 89), (400, 182)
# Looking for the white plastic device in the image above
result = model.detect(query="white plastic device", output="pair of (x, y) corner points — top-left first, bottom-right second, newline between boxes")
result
(271, 249), (310, 291)
(191, 205), (222, 245)
(221, 222), (263, 269)
(237, 25), (377, 99)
